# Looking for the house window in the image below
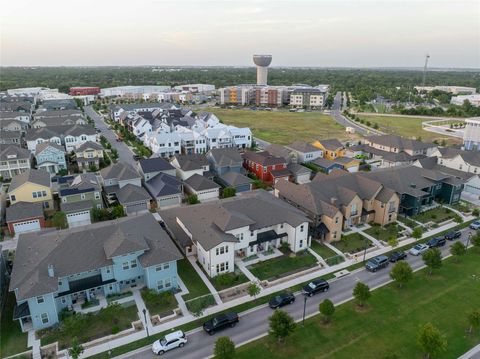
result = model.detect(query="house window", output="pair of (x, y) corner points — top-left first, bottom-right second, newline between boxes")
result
(106, 268), (111, 274)
(32, 192), (37, 198)
(164, 278), (172, 288)
(122, 262), (129, 270)
(10, 195), (16, 201)
(351, 203), (358, 216)
(250, 231), (254, 236)
(300, 225), (304, 232)
(163, 262), (170, 270)
(36, 296), (45, 304)
(81, 194), (86, 200)
(333, 231), (337, 239)
(299, 240), (303, 248)
(155, 265), (162, 272)
(42, 191), (47, 197)
(335, 217), (339, 224)
(157, 280), (164, 290)
(280, 224), (284, 229)
(41, 313), (49, 324)
(130, 260), (137, 268)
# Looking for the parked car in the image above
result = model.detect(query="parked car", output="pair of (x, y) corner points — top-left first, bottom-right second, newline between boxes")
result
(203, 312), (239, 335)
(426, 236), (446, 248)
(268, 292), (295, 309)
(444, 230), (461, 241)
(303, 278), (329, 297)
(152, 330), (187, 355)
(469, 221), (480, 230)
(365, 255), (389, 272)
(389, 251), (407, 263)
(409, 243), (429, 256)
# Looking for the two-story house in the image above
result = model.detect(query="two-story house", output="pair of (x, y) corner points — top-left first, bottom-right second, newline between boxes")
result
(34, 142), (67, 175)
(243, 150), (290, 184)
(26, 125), (97, 152)
(176, 126), (207, 154)
(143, 131), (181, 158)
(171, 154), (210, 180)
(9, 214), (182, 331)
(312, 139), (345, 160)
(0, 145), (31, 179)
(74, 141), (104, 171)
(161, 190), (310, 277)
(285, 141), (323, 163)
(207, 148), (243, 176)
(8, 169), (53, 209)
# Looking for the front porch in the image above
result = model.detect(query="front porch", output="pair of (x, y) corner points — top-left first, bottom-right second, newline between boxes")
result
(235, 230), (288, 260)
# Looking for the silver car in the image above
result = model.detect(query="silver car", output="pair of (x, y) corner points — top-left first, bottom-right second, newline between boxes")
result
(409, 243), (429, 256)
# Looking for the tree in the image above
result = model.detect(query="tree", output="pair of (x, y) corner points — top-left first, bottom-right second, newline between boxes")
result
(412, 227), (423, 239)
(268, 309), (296, 343)
(57, 168), (68, 176)
(111, 204), (125, 219)
(319, 299), (335, 323)
(187, 194), (200, 205)
(450, 241), (466, 262)
(221, 187), (236, 199)
(389, 261), (413, 288)
(453, 214), (463, 224)
(387, 236), (399, 248)
(52, 211), (68, 229)
(214, 336), (235, 359)
(472, 208), (479, 217)
(247, 282), (260, 302)
(422, 248), (442, 275)
(353, 282), (371, 307)
(468, 310), (480, 334)
(68, 337), (84, 359)
(471, 232), (480, 249)
(417, 323), (447, 359)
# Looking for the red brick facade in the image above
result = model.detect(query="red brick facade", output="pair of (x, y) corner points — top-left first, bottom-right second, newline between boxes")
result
(7, 216), (46, 235)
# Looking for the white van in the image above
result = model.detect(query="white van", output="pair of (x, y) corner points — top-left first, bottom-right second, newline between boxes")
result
(152, 330), (187, 355)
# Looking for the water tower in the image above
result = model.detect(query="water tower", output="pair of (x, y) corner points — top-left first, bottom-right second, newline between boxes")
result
(253, 55), (272, 85)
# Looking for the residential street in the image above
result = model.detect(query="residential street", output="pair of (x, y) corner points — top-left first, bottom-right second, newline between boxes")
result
(85, 106), (137, 168)
(119, 227), (476, 359)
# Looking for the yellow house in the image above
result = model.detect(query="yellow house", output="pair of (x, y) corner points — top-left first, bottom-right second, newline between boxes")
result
(8, 169), (53, 209)
(313, 139), (346, 160)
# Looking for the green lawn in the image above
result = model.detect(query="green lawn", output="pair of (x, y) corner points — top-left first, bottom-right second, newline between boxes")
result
(38, 302), (138, 349)
(310, 240), (338, 259)
(235, 252), (480, 359)
(248, 251), (318, 281)
(357, 114), (463, 145)
(0, 293), (28, 357)
(141, 289), (178, 316)
(333, 232), (373, 254)
(412, 207), (457, 224)
(211, 271), (249, 291)
(397, 216), (423, 230)
(364, 223), (399, 242)
(177, 258), (211, 301)
(205, 108), (357, 145)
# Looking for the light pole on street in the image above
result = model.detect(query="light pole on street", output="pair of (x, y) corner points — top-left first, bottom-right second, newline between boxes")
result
(466, 232), (473, 248)
(362, 235), (369, 262)
(302, 295), (307, 325)
(142, 308), (149, 337)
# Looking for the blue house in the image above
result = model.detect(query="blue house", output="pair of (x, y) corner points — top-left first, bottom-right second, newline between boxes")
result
(207, 148), (243, 176)
(312, 157), (344, 174)
(9, 213), (183, 332)
(35, 142), (67, 175)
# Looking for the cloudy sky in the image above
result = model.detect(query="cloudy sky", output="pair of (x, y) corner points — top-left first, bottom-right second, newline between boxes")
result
(1, 0), (479, 68)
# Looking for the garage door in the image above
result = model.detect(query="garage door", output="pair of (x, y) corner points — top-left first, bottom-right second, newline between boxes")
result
(125, 202), (148, 214)
(13, 219), (41, 234)
(67, 210), (91, 228)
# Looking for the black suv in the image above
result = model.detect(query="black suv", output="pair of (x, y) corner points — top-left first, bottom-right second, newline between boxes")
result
(389, 251), (407, 263)
(303, 279), (329, 297)
(444, 230), (461, 241)
(203, 312), (239, 335)
(268, 292), (295, 309)
(427, 236), (446, 248)
(365, 255), (389, 272)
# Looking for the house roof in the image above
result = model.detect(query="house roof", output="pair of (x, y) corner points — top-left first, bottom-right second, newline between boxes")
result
(60, 200), (95, 214)
(317, 139), (344, 151)
(33, 109), (83, 119)
(161, 190), (309, 251)
(220, 171), (253, 187)
(286, 141), (320, 154)
(0, 144), (30, 161)
(100, 162), (140, 182)
(116, 184), (151, 204)
(264, 144), (293, 161)
(25, 125), (96, 141)
(173, 154), (208, 171)
(9, 213), (182, 301)
(144, 173), (183, 198)
(35, 142), (65, 155)
(287, 163), (312, 175)
(184, 174), (220, 191)
(312, 157), (338, 169)
(75, 141), (103, 152)
(9, 169), (51, 192)
(208, 148), (243, 167)
(242, 150), (286, 166)
(59, 173), (101, 196)
(139, 157), (175, 174)
(365, 134), (435, 152)
(6, 202), (44, 223)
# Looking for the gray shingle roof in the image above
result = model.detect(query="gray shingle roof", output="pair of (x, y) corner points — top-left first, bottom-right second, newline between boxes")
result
(100, 162), (140, 181)
(0, 144), (30, 161)
(116, 184), (151, 204)
(220, 172), (253, 187)
(287, 163), (312, 175)
(184, 174), (220, 191)
(60, 200), (95, 214)
(317, 139), (344, 151)
(365, 134), (435, 152)
(75, 141), (103, 152)
(9, 213), (182, 301)
(174, 154), (208, 171)
(35, 142), (65, 155)
(286, 141), (320, 153)
(208, 148), (243, 167)
(144, 173), (182, 198)
(6, 202), (44, 222)
(243, 150), (286, 166)
(9, 169), (51, 192)
(25, 125), (96, 141)
(139, 157), (175, 174)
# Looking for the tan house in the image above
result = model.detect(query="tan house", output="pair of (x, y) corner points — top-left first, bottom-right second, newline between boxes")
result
(74, 141), (104, 170)
(7, 169), (53, 209)
(275, 170), (399, 242)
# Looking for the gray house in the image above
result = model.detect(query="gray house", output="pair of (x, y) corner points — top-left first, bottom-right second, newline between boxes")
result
(144, 173), (183, 209)
(137, 157), (176, 180)
(207, 148), (243, 176)
(219, 172), (252, 193)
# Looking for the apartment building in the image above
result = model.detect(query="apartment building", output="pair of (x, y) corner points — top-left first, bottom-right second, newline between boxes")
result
(290, 88), (326, 109)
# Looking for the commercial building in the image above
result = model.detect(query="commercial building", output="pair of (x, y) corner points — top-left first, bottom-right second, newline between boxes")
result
(69, 87), (101, 96)
(451, 94), (480, 107)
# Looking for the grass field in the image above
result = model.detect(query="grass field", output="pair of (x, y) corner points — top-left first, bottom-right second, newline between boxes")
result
(0, 293), (28, 357)
(235, 251), (480, 359)
(177, 259), (211, 301)
(205, 108), (356, 145)
(248, 251), (318, 281)
(357, 114), (463, 145)
(332, 232), (373, 254)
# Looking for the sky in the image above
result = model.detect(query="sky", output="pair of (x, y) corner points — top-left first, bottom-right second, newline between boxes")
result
(1, 0), (479, 68)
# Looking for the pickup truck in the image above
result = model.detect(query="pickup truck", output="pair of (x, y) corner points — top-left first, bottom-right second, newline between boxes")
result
(203, 312), (239, 335)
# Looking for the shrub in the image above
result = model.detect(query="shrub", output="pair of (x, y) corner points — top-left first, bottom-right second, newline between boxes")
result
(472, 208), (479, 216)
(111, 325), (120, 334)
(215, 273), (236, 287)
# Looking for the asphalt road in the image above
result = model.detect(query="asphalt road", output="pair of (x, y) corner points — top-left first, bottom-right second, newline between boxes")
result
(120, 227), (476, 359)
(85, 106), (137, 168)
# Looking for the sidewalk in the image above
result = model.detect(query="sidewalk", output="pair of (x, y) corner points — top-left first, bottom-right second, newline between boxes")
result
(187, 257), (223, 305)
(458, 344), (480, 359)
(307, 247), (328, 267)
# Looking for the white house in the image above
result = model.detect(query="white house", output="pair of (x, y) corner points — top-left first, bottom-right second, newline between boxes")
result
(144, 131), (181, 158)
(171, 154), (209, 180)
(132, 116), (153, 138)
(25, 125), (97, 152)
(202, 127), (232, 150)
(228, 127), (252, 149)
(161, 190), (310, 277)
(176, 126), (207, 154)
(285, 141), (323, 163)
(183, 174), (220, 202)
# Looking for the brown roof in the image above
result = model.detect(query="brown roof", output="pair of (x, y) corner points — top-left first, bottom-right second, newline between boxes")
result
(287, 141), (320, 153)
(317, 139), (344, 151)
(243, 150), (287, 166)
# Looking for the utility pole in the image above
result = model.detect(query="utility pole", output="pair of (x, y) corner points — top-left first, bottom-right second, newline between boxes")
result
(421, 54), (430, 87)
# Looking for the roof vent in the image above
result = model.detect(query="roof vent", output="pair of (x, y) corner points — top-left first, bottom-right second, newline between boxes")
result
(47, 264), (55, 278)
(410, 183), (416, 188)
(330, 197), (337, 205)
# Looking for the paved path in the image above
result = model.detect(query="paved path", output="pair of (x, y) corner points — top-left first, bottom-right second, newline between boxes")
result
(1, 236), (18, 250)
(236, 261), (258, 283)
(187, 257), (223, 305)
(85, 106), (137, 168)
(353, 227), (384, 248)
(458, 344), (480, 359)
(132, 290), (153, 335)
(117, 226), (477, 359)
(174, 277), (190, 316)
(323, 241), (345, 258)
(307, 247), (328, 267)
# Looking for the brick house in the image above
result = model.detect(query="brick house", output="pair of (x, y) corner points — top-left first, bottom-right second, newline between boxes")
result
(242, 151), (289, 184)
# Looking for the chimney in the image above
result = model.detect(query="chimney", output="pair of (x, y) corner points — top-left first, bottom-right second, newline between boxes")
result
(47, 264), (55, 278)
(330, 197), (337, 205)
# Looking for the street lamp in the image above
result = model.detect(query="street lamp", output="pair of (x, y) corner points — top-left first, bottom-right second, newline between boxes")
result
(466, 232), (473, 248)
(142, 308), (149, 337)
(362, 235), (369, 262)
(302, 296), (307, 326)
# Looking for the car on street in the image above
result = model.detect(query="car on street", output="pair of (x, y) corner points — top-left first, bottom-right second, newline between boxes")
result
(389, 251), (407, 263)
(303, 278), (329, 297)
(203, 312), (239, 335)
(426, 236), (446, 248)
(268, 292), (295, 309)
(152, 330), (187, 355)
(409, 243), (429, 256)
(469, 221), (480, 230)
(365, 255), (389, 272)
(444, 230), (461, 241)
